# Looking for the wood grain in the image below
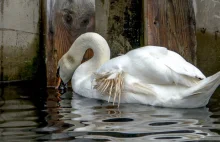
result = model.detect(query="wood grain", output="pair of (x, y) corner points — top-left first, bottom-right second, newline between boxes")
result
(145, 0), (197, 64)
(46, 0), (95, 86)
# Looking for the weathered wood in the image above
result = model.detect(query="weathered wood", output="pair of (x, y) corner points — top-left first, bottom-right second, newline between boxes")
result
(96, 0), (143, 58)
(46, 0), (95, 86)
(144, 0), (197, 64)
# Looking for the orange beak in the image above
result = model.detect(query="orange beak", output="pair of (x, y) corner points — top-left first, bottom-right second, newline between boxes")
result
(55, 77), (61, 90)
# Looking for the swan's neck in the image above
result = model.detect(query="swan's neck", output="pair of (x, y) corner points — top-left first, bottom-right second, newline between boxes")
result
(70, 34), (110, 68)
(62, 33), (110, 83)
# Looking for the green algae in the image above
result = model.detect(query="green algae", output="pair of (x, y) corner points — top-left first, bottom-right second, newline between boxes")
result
(197, 30), (220, 98)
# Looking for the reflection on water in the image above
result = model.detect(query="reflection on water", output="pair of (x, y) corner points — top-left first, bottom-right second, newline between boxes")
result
(0, 83), (46, 141)
(1, 84), (220, 141)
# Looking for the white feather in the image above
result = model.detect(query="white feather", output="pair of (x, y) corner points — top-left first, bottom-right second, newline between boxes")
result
(58, 32), (220, 108)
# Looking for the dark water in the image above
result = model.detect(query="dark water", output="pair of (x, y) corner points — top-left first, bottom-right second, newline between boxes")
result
(1, 84), (220, 141)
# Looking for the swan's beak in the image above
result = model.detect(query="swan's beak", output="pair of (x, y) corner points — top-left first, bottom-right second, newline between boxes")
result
(55, 67), (68, 91)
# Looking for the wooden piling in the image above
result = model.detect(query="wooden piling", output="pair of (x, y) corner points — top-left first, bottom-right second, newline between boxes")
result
(95, 0), (143, 58)
(144, 0), (197, 64)
(46, 0), (95, 86)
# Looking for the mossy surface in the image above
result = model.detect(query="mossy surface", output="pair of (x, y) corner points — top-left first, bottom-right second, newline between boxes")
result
(197, 31), (220, 98)
(2, 36), (40, 81)
(197, 31), (220, 76)
(1, 0), (46, 84)
(106, 0), (143, 58)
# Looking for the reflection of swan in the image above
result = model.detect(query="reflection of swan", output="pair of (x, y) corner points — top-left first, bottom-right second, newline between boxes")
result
(70, 94), (217, 140)
(57, 32), (220, 108)
(70, 93), (212, 121)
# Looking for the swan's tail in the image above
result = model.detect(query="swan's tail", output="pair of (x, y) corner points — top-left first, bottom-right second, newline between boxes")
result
(182, 71), (220, 100)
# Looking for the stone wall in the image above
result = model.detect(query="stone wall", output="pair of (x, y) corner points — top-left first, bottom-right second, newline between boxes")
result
(0, 0), (40, 81)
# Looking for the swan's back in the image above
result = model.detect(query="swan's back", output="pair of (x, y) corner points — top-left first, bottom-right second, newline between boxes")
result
(128, 46), (204, 79)
(96, 46), (205, 86)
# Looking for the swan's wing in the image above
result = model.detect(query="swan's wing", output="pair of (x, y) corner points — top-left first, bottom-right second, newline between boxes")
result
(127, 46), (206, 86)
(162, 50), (205, 79)
(92, 70), (124, 107)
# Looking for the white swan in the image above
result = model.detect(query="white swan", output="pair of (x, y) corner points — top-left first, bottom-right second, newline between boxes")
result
(57, 32), (220, 108)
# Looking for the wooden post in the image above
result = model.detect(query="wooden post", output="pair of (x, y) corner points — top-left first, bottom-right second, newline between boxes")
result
(96, 0), (143, 58)
(143, 0), (197, 64)
(46, 0), (95, 86)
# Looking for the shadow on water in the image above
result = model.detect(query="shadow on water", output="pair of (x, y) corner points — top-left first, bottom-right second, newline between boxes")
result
(0, 84), (220, 141)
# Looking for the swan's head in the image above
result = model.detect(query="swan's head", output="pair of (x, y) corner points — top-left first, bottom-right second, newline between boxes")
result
(55, 32), (111, 90)
(57, 53), (80, 86)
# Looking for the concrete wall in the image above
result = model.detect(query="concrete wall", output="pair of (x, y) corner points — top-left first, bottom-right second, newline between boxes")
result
(0, 0), (40, 81)
(194, 0), (220, 97)
(194, 0), (220, 76)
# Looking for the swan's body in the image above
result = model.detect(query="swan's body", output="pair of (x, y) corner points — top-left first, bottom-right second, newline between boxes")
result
(58, 32), (220, 108)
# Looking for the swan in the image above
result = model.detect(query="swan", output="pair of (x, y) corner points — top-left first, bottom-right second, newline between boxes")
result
(57, 32), (220, 108)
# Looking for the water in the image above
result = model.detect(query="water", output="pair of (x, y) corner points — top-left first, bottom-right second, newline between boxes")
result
(1, 84), (220, 141)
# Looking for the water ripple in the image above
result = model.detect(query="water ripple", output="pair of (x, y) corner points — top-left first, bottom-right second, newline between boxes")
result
(1, 86), (220, 141)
